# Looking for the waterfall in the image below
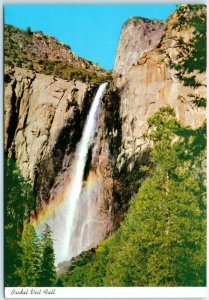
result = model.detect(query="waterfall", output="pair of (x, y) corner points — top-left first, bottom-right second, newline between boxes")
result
(61, 82), (107, 261)
(39, 83), (108, 265)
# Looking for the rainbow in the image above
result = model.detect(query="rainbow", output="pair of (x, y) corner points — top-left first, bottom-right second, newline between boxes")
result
(31, 167), (103, 227)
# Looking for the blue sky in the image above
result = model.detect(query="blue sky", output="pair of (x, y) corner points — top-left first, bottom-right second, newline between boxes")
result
(4, 4), (176, 70)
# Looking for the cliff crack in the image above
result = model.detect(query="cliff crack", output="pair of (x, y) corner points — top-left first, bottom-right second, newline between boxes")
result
(21, 75), (38, 164)
(6, 80), (18, 154)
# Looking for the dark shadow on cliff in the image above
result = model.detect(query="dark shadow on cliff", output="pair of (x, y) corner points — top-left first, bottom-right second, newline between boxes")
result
(33, 86), (100, 206)
(103, 89), (122, 162)
(112, 150), (151, 228)
(103, 88), (152, 228)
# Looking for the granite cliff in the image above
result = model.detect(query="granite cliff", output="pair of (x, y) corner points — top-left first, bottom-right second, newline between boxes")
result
(114, 17), (166, 76)
(114, 6), (206, 174)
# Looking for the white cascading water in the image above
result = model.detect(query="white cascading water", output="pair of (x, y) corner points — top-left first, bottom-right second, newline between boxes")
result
(42, 82), (108, 265)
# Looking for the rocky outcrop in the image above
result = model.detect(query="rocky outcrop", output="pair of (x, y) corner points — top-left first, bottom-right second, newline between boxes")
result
(5, 24), (106, 76)
(114, 17), (165, 76)
(4, 66), (94, 205)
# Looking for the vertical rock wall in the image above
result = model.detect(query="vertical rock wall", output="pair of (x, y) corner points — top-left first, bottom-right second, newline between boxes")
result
(4, 67), (94, 207)
(114, 11), (206, 172)
(114, 17), (166, 76)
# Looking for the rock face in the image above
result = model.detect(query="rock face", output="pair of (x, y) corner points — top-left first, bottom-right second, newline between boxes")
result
(114, 9), (206, 171)
(114, 17), (166, 75)
(5, 67), (93, 204)
(4, 66), (115, 257)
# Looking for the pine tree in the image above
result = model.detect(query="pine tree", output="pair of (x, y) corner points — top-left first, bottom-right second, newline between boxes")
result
(38, 224), (56, 287)
(18, 223), (42, 286)
(4, 158), (35, 287)
(56, 278), (64, 287)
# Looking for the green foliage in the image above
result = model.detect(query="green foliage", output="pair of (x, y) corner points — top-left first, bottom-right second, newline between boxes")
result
(18, 223), (56, 287)
(4, 158), (57, 287)
(4, 158), (36, 287)
(173, 5), (206, 75)
(61, 106), (206, 287)
(188, 95), (206, 108)
(26, 26), (32, 35)
(60, 240), (110, 287)
(36, 60), (112, 84)
(38, 224), (56, 287)
(18, 223), (42, 286)
(163, 5), (206, 107)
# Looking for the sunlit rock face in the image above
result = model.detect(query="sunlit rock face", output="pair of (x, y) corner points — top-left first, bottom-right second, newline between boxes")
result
(4, 66), (92, 207)
(114, 17), (166, 76)
(114, 11), (206, 172)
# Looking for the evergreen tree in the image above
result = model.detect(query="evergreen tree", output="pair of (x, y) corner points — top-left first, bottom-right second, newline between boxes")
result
(26, 26), (32, 35)
(18, 223), (42, 286)
(56, 278), (64, 287)
(63, 241), (109, 287)
(38, 224), (56, 286)
(4, 158), (35, 286)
